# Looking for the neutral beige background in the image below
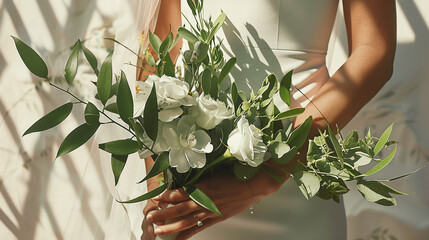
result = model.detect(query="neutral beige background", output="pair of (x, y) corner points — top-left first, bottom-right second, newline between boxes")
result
(1, 0), (428, 239)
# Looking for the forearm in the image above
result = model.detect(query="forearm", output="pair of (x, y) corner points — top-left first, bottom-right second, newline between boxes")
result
(249, 43), (396, 199)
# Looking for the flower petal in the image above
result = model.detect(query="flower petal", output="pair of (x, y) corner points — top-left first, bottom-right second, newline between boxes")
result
(170, 148), (190, 173)
(159, 107), (183, 122)
(185, 148), (206, 169)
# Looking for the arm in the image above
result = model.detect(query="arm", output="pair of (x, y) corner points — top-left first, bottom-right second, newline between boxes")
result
(146, 0), (397, 239)
(141, 1), (182, 239)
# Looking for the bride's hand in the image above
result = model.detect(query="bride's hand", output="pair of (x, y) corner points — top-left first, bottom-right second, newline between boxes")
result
(146, 171), (284, 240)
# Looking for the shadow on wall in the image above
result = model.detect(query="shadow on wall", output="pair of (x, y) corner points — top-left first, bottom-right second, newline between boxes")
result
(0, 0), (116, 239)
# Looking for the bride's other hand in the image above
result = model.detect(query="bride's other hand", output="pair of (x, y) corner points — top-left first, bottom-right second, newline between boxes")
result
(145, 170), (285, 240)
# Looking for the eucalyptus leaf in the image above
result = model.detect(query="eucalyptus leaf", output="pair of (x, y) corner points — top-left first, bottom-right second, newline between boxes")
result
(356, 181), (397, 206)
(178, 27), (199, 45)
(112, 154), (128, 186)
(56, 123), (99, 158)
(117, 71), (133, 124)
(274, 108), (305, 121)
(12, 36), (48, 79)
(279, 70), (293, 106)
(344, 130), (359, 148)
(97, 51), (113, 105)
(360, 145), (397, 177)
(23, 102), (73, 136)
(64, 40), (81, 86)
(84, 102), (100, 126)
(184, 186), (222, 217)
(120, 184), (167, 203)
(138, 152), (170, 183)
(292, 171), (320, 200)
(207, 12), (226, 42)
(219, 57), (236, 84)
(144, 85), (158, 142)
(194, 41), (209, 63)
(287, 116), (312, 149)
(99, 139), (140, 155)
(307, 140), (323, 162)
(374, 123), (394, 156)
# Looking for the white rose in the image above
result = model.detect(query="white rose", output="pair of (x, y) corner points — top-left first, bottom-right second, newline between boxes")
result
(190, 94), (233, 130)
(227, 116), (267, 167)
(134, 75), (196, 122)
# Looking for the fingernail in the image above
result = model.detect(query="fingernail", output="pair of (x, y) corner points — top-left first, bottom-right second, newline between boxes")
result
(153, 195), (160, 200)
(154, 227), (161, 235)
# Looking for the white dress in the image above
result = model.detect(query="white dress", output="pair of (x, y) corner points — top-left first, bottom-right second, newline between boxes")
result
(181, 0), (347, 239)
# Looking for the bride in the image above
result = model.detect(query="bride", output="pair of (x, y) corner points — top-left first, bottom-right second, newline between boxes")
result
(137, 0), (396, 239)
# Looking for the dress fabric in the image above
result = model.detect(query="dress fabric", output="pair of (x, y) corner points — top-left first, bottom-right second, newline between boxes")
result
(181, 0), (347, 239)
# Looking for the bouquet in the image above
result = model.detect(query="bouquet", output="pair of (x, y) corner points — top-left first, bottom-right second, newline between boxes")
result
(15, 0), (410, 224)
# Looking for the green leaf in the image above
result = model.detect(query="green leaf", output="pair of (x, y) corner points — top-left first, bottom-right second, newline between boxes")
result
(327, 124), (344, 168)
(287, 116), (312, 149)
(343, 130), (359, 148)
(163, 53), (175, 77)
(219, 57), (236, 84)
(194, 41), (209, 63)
(144, 84), (159, 142)
(84, 102), (100, 126)
(184, 186), (222, 217)
(159, 32), (173, 55)
(23, 103), (73, 136)
(233, 163), (260, 181)
(105, 102), (118, 114)
(307, 140), (323, 162)
(56, 123), (99, 158)
(201, 69), (211, 95)
(116, 71), (133, 124)
(149, 30), (162, 55)
(99, 139), (139, 155)
(178, 27), (199, 45)
(261, 74), (278, 99)
(210, 75), (219, 99)
(64, 40), (81, 86)
(274, 108), (305, 121)
(97, 51), (113, 105)
(11, 36), (48, 79)
(279, 70), (293, 106)
(138, 152), (170, 183)
(360, 145), (397, 177)
(356, 181), (398, 206)
(374, 123), (394, 156)
(82, 44), (99, 75)
(292, 171), (320, 200)
(111, 154), (128, 186)
(186, 0), (197, 15)
(144, 50), (156, 67)
(120, 184), (167, 203)
(207, 12), (226, 42)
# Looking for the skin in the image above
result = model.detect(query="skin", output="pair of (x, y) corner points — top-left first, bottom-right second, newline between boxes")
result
(141, 0), (397, 239)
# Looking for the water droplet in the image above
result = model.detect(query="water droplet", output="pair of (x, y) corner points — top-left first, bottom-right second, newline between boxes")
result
(250, 205), (254, 215)
(243, 176), (247, 180)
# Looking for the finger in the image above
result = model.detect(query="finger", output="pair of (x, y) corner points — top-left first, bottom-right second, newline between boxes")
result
(143, 199), (159, 215)
(146, 200), (201, 223)
(141, 218), (156, 240)
(175, 217), (223, 240)
(153, 210), (216, 236)
(153, 188), (189, 202)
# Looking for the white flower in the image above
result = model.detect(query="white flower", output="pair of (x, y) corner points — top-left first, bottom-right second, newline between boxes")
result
(164, 115), (213, 173)
(133, 75), (196, 122)
(227, 116), (267, 167)
(138, 121), (174, 159)
(190, 94), (233, 130)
